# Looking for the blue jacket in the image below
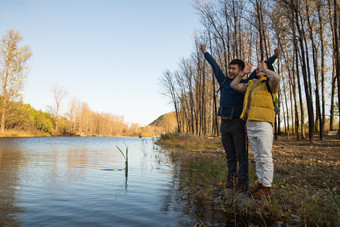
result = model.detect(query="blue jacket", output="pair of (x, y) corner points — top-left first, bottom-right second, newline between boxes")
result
(204, 52), (277, 118)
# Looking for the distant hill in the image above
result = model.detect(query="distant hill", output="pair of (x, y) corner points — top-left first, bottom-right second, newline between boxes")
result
(149, 112), (177, 133)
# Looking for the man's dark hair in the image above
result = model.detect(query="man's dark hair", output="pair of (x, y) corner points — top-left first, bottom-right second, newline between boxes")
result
(229, 59), (245, 70)
(265, 61), (275, 72)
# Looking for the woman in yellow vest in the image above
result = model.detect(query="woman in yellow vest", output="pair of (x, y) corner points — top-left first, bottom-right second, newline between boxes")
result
(230, 60), (280, 199)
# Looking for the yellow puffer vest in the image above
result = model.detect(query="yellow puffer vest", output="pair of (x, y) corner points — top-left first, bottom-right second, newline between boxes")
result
(240, 77), (277, 125)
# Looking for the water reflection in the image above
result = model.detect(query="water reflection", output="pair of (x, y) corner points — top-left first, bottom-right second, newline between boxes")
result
(0, 139), (24, 226)
(0, 137), (197, 226)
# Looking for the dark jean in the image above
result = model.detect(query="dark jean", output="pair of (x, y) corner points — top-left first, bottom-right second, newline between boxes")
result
(220, 118), (247, 180)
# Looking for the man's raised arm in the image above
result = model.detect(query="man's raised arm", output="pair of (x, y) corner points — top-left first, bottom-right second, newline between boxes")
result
(200, 44), (226, 85)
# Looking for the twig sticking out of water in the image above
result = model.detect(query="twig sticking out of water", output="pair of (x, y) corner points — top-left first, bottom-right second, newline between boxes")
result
(117, 145), (126, 159)
(116, 145), (128, 177)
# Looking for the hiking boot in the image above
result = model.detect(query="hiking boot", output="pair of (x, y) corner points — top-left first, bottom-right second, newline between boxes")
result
(235, 178), (246, 193)
(249, 183), (262, 195)
(219, 175), (236, 190)
(252, 186), (271, 199)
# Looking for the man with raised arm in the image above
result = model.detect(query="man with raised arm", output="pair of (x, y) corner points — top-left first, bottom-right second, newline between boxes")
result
(230, 60), (280, 199)
(200, 44), (279, 193)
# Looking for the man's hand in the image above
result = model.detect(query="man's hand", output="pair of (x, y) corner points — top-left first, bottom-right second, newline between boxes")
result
(200, 44), (207, 54)
(259, 61), (268, 72)
(243, 63), (253, 74)
(274, 48), (281, 58)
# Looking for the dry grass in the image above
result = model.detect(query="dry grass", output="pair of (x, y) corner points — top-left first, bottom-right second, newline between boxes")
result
(157, 133), (223, 151)
(0, 129), (50, 137)
(158, 133), (340, 226)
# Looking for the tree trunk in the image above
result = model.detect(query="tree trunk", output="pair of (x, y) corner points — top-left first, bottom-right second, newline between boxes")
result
(283, 76), (290, 137)
(1, 68), (9, 133)
(292, 53), (300, 140)
(1, 95), (6, 133)
(317, 3), (326, 135)
(256, 0), (264, 60)
(330, 74), (336, 131)
(293, 2), (314, 142)
(333, 0), (340, 136)
(305, 1), (322, 139)
(290, 7), (305, 140)
(209, 35), (219, 137)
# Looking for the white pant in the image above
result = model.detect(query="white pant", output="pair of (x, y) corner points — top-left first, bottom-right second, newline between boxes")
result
(247, 121), (274, 187)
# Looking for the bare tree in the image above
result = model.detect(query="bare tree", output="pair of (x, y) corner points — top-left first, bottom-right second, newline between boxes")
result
(51, 84), (69, 134)
(159, 0), (338, 141)
(160, 70), (181, 133)
(68, 97), (81, 134)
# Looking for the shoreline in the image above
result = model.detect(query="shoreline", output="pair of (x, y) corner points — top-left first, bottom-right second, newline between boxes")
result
(0, 130), (160, 138)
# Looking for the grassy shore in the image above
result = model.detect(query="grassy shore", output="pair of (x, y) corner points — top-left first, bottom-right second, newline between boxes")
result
(0, 129), (51, 137)
(156, 133), (340, 226)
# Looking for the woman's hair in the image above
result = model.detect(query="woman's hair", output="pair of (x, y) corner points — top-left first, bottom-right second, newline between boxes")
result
(229, 59), (245, 70)
(265, 61), (275, 72)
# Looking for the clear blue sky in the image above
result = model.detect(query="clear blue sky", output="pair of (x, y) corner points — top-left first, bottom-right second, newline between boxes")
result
(0, 0), (201, 126)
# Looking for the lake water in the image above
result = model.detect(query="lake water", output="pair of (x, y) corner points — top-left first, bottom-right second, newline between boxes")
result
(0, 137), (196, 226)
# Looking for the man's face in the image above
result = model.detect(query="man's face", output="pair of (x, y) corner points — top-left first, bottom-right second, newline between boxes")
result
(228, 64), (242, 79)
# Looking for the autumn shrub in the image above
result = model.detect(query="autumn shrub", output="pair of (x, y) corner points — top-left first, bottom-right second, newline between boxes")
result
(157, 132), (222, 151)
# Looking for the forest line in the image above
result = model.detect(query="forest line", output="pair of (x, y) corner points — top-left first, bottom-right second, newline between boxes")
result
(161, 0), (340, 142)
(0, 30), (174, 137)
